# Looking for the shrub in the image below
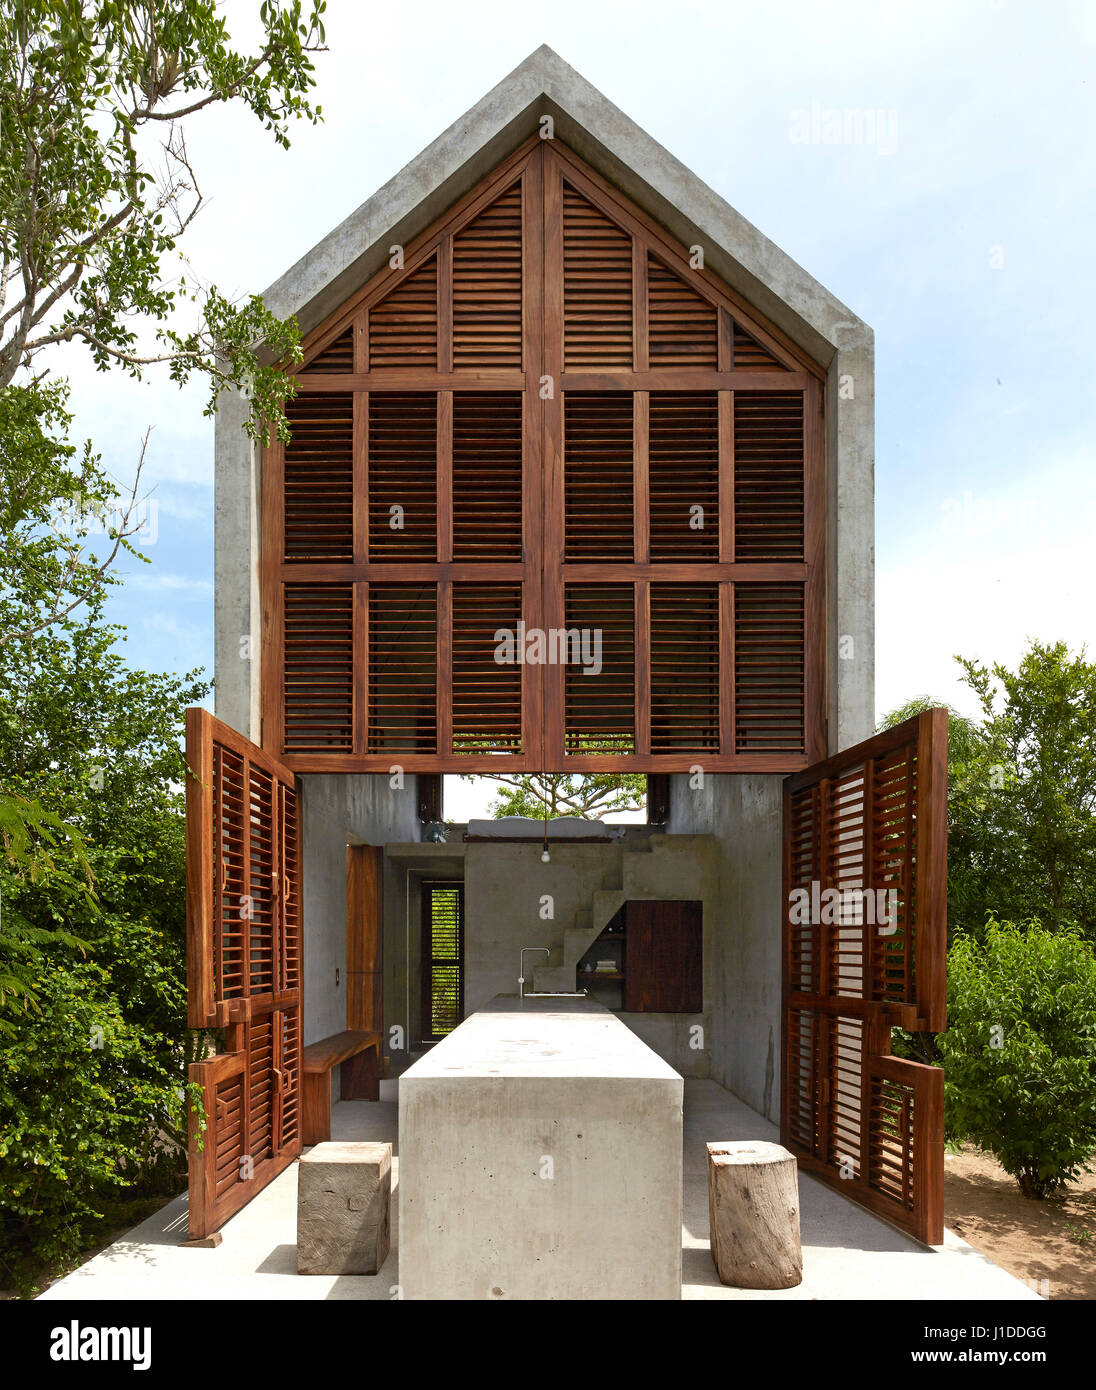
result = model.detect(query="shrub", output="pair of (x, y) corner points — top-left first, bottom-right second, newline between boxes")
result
(939, 919), (1096, 1197)
(0, 961), (187, 1294)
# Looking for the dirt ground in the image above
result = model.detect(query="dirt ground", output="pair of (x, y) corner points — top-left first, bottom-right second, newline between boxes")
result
(945, 1145), (1096, 1300)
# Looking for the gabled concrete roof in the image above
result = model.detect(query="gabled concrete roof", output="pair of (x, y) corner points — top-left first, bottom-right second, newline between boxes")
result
(262, 45), (870, 365)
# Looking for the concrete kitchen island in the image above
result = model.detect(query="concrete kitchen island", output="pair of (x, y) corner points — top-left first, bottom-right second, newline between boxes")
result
(398, 995), (684, 1299)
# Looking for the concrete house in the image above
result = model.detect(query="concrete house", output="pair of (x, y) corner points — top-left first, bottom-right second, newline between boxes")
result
(184, 46), (950, 1266)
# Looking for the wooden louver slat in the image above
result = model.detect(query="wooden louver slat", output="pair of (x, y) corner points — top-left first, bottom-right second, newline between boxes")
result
(283, 393), (353, 563)
(368, 392), (438, 561)
(563, 183), (633, 369)
(367, 584), (437, 752)
(453, 183), (523, 368)
(734, 584), (805, 753)
(647, 255), (718, 366)
(564, 393), (633, 561)
(650, 584), (719, 752)
(564, 584), (635, 754)
(734, 392), (804, 561)
(451, 583), (523, 754)
(452, 392), (523, 561)
(283, 584), (354, 752)
(649, 392), (719, 561)
(734, 322), (789, 371)
(305, 327), (354, 373)
(369, 255), (438, 369)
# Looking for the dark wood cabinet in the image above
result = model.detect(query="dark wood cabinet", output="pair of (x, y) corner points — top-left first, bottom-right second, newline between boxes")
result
(623, 900), (702, 1013)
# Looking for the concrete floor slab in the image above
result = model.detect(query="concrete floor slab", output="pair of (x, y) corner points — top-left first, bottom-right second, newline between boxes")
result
(39, 1079), (1039, 1302)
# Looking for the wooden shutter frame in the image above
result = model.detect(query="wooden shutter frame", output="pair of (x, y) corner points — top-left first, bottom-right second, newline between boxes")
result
(261, 137), (827, 774)
(780, 708), (947, 1245)
(186, 708), (303, 1240)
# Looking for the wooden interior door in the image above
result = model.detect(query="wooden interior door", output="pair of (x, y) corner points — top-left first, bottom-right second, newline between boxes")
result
(346, 844), (383, 1030)
(623, 900), (703, 1012)
(781, 708), (948, 1244)
(185, 708), (303, 1240)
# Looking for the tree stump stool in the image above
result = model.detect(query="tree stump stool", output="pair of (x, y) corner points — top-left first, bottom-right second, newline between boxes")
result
(706, 1141), (802, 1289)
(297, 1141), (391, 1275)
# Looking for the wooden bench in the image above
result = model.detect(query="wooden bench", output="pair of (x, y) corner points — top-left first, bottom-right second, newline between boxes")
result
(302, 1030), (382, 1146)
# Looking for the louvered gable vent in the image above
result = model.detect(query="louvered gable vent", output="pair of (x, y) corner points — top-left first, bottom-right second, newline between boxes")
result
(453, 183), (523, 368)
(369, 255), (438, 368)
(647, 255), (718, 366)
(563, 183), (633, 369)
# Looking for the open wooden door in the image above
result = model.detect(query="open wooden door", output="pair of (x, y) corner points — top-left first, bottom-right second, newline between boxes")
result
(185, 708), (303, 1240)
(781, 708), (947, 1245)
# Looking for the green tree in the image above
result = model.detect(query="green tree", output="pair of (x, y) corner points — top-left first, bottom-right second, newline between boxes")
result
(0, 589), (208, 1291)
(0, 0), (326, 433)
(468, 771), (647, 821)
(938, 919), (1096, 1199)
(879, 641), (1096, 941)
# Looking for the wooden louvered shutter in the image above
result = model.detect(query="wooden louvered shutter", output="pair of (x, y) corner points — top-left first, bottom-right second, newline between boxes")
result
(185, 708), (303, 1240)
(781, 708), (947, 1245)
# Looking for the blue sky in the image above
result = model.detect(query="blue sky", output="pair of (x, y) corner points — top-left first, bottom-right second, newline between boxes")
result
(53, 0), (1096, 818)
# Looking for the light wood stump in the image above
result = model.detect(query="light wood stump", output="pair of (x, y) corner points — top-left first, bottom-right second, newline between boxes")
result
(707, 1141), (802, 1289)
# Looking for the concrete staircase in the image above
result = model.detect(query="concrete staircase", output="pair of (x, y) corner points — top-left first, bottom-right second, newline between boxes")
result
(532, 836), (672, 993)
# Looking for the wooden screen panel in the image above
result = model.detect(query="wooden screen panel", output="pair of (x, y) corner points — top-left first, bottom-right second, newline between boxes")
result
(650, 584), (719, 753)
(781, 709), (949, 1244)
(368, 392), (437, 561)
(647, 255), (718, 366)
(564, 584), (634, 755)
(185, 710), (302, 1239)
(282, 583), (354, 752)
(734, 392), (804, 561)
(367, 583), (437, 753)
(649, 392), (719, 561)
(368, 254), (438, 368)
(453, 183), (523, 368)
(451, 583), (523, 754)
(268, 138), (826, 773)
(734, 584), (805, 754)
(623, 900), (702, 1013)
(452, 392), (523, 561)
(564, 393), (633, 561)
(282, 393), (353, 563)
(562, 182), (633, 369)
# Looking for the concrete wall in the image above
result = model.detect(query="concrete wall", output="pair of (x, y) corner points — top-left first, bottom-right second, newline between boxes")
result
(298, 774), (421, 1047)
(668, 774), (783, 1120)
(461, 836), (717, 1077)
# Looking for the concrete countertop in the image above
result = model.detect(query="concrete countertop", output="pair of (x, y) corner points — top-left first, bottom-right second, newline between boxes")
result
(401, 994), (682, 1082)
